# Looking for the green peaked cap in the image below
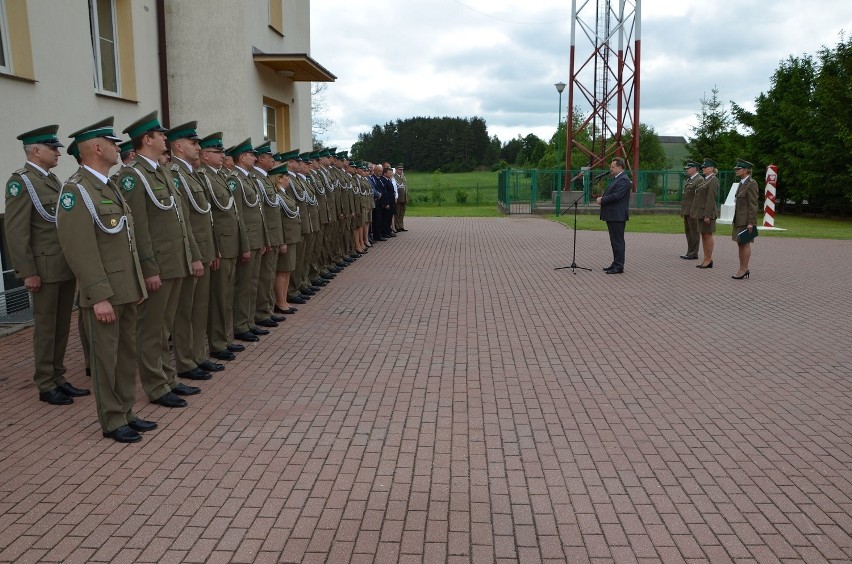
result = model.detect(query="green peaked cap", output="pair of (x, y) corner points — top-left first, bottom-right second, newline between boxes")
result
(733, 159), (754, 170)
(123, 111), (168, 140)
(200, 132), (224, 149)
(68, 117), (122, 144)
(166, 121), (201, 142)
(269, 163), (288, 175)
(17, 124), (64, 148)
(226, 138), (255, 158)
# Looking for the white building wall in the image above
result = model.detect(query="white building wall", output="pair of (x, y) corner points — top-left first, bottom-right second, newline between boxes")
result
(0, 0), (163, 213)
(165, 0), (314, 151)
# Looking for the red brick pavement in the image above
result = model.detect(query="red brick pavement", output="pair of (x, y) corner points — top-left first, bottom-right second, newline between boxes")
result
(0, 216), (850, 563)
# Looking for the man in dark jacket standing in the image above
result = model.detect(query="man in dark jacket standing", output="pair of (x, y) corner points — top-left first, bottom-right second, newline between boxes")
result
(596, 157), (631, 274)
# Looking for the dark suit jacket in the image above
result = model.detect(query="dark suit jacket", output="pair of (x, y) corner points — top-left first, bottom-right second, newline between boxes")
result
(599, 172), (631, 222)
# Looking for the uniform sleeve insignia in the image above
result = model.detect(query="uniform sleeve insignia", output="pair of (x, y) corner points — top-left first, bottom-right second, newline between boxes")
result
(227, 179), (238, 192)
(121, 176), (135, 191)
(60, 193), (76, 210)
(173, 177), (181, 189)
(6, 180), (22, 197)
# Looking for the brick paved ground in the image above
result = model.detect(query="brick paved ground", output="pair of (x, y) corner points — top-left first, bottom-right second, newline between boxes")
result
(0, 216), (850, 563)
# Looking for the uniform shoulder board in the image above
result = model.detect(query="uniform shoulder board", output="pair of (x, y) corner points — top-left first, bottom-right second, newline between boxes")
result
(170, 164), (179, 171)
(68, 171), (83, 183)
(14, 168), (28, 175)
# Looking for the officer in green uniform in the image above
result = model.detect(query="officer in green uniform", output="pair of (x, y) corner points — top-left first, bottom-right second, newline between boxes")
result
(679, 160), (702, 260)
(288, 153), (322, 303)
(197, 133), (250, 361)
(168, 122), (219, 379)
(56, 117), (153, 443)
(5, 125), (89, 404)
(228, 139), (270, 342)
(269, 160), (301, 314)
(394, 163), (408, 232)
(115, 111), (203, 408)
(251, 141), (286, 328)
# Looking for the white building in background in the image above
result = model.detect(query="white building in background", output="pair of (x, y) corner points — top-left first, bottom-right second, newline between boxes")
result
(0, 0), (335, 293)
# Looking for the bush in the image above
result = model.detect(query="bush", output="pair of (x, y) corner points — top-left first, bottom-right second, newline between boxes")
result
(455, 188), (469, 204)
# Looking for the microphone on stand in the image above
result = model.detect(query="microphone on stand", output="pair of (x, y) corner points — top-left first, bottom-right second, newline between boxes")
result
(592, 171), (610, 182)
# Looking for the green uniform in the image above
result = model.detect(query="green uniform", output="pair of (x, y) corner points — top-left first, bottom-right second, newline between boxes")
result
(276, 178), (302, 272)
(251, 167), (284, 323)
(115, 156), (199, 400)
(680, 172), (702, 257)
(230, 167), (268, 333)
(394, 171), (408, 231)
(171, 158), (215, 372)
(5, 163), (76, 393)
(199, 164), (249, 353)
(57, 167), (146, 432)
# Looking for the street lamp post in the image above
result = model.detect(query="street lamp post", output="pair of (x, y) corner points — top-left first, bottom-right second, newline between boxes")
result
(555, 82), (566, 164)
(554, 82), (566, 211)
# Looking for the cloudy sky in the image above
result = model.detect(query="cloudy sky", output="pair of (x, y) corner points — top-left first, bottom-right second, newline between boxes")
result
(310, 0), (852, 152)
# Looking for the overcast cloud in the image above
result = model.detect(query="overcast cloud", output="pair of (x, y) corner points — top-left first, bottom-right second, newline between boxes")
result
(310, 0), (852, 153)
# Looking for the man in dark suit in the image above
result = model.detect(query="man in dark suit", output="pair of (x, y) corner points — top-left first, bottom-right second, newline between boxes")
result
(596, 157), (631, 274)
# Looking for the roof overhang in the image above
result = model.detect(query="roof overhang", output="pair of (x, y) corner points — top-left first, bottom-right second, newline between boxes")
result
(253, 52), (336, 82)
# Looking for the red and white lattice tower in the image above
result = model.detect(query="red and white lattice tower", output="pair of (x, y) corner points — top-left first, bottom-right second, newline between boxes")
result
(763, 165), (778, 227)
(564, 0), (641, 187)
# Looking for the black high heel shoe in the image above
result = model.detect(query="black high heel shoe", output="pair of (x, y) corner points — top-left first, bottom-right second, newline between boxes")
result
(696, 260), (713, 269)
(731, 270), (750, 279)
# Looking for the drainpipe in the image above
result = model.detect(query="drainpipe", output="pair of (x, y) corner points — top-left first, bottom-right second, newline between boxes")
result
(156, 0), (170, 127)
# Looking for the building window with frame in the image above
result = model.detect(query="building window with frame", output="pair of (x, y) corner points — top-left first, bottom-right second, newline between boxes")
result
(0, 0), (11, 73)
(263, 105), (278, 151)
(89, 0), (119, 94)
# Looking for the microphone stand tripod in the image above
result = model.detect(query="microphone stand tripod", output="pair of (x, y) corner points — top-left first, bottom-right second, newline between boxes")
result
(554, 172), (608, 274)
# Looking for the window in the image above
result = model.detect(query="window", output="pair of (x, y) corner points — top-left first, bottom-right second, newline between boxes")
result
(89, 0), (120, 94)
(0, 0), (12, 73)
(268, 0), (284, 36)
(263, 97), (290, 153)
(263, 105), (278, 151)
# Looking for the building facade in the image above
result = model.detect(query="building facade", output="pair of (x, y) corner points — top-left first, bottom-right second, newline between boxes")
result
(0, 0), (334, 293)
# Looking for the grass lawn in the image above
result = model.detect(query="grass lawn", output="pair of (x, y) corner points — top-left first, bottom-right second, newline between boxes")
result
(400, 171), (852, 239)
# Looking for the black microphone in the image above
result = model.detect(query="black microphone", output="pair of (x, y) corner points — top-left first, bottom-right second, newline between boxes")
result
(593, 171), (610, 181)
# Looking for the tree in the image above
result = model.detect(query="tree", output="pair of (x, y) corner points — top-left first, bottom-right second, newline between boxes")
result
(685, 86), (741, 165)
(311, 83), (334, 149)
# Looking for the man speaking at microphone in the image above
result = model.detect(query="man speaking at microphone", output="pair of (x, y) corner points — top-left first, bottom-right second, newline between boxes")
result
(596, 157), (631, 274)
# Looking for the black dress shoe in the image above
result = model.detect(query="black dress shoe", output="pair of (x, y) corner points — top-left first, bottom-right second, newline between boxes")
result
(680, 254), (699, 260)
(300, 287), (316, 296)
(172, 382), (201, 395)
(388, 233), (397, 237)
(290, 296), (307, 304)
(255, 318), (278, 328)
(270, 314), (286, 323)
(178, 367), (212, 381)
(696, 260), (713, 269)
(602, 265), (615, 272)
(59, 382), (91, 397)
(127, 419), (157, 432)
(350, 253), (361, 259)
(250, 326), (270, 336)
(199, 360), (225, 372)
(39, 388), (73, 405)
(321, 273), (335, 280)
(234, 331), (260, 342)
(329, 266), (343, 273)
(336, 261), (349, 268)
(103, 425), (142, 443)
(210, 350), (237, 361)
(153, 391), (188, 407)
(604, 267), (624, 274)
(227, 343), (246, 352)
(284, 307), (297, 314)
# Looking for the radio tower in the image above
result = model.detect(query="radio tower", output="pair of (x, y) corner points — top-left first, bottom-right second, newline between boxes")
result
(564, 0), (641, 186)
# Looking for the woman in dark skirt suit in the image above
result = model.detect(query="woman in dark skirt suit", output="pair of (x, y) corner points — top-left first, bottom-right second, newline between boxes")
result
(731, 159), (760, 279)
(690, 158), (719, 268)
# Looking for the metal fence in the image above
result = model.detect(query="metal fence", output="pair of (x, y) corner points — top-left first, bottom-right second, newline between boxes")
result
(498, 168), (738, 214)
(0, 286), (33, 323)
